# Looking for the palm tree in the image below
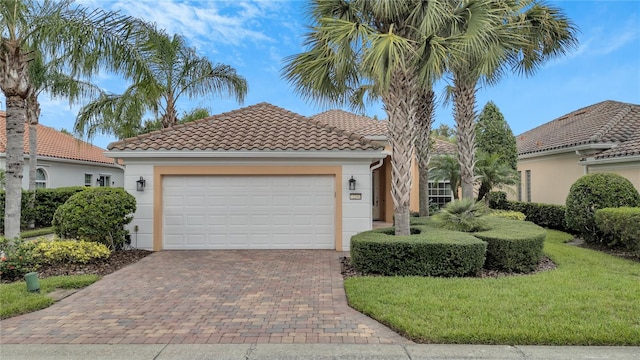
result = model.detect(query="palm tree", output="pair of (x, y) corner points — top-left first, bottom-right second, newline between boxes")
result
(75, 29), (247, 140)
(447, 0), (577, 199)
(429, 154), (461, 200)
(0, 0), (146, 238)
(475, 152), (518, 201)
(283, 0), (459, 235)
(415, 88), (436, 217)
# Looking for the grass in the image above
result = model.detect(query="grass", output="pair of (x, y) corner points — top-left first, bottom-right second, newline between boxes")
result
(20, 227), (54, 238)
(0, 275), (99, 319)
(344, 229), (640, 345)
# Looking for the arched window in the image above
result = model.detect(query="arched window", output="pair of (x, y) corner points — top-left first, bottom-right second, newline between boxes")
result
(36, 168), (47, 189)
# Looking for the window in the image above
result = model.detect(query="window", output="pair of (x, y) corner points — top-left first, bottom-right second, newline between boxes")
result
(517, 171), (522, 201)
(84, 174), (93, 187)
(35, 168), (47, 189)
(428, 181), (453, 209)
(97, 174), (111, 187)
(525, 170), (531, 202)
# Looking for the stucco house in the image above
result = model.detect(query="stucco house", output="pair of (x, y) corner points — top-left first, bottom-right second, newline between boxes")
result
(514, 100), (639, 205)
(0, 111), (124, 189)
(312, 110), (457, 223)
(107, 103), (385, 251)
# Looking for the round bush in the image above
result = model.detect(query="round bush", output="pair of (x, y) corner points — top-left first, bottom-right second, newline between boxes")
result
(350, 226), (487, 277)
(52, 188), (136, 250)
(565, 173), (640, 243)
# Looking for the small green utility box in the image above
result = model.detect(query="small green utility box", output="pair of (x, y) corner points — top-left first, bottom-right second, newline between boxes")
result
(25, 272), (40, 293)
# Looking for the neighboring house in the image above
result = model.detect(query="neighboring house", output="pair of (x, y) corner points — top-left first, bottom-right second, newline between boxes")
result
(0, 111), (124, 189)
(514, 100), (640, 205)
(106, 103), (385, 251)
(312, 110), (457, 222)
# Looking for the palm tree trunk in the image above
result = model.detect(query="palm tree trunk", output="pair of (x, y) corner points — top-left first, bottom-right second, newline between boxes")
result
(26, 92), (40, 229)
(383, 69), (417, 236)
(1, 41), (31, 238)
(162, 94), (178, 128)
(4, 95), (26, 238)
(453, 75), (478, 200)
(415, 88), (435, 217)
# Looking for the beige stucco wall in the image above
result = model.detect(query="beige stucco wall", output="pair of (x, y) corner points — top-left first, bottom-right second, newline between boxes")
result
(513, 152), (585, 205)
(586, 163), (640, 194)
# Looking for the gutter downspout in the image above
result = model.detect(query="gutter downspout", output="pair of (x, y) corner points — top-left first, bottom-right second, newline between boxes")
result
(370, 159), (384, 171)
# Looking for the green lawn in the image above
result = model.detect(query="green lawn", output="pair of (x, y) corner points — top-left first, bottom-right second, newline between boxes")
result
(344, 230), (640, 345)
(0, 275), (99, 319)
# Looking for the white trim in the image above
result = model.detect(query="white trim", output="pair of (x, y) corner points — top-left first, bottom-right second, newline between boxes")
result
(580, 155), (640, 166)
(518, 143), (617, 159)
(105, 150), (386, 160)
(0, 153), (124, 170)
(364, 135), (388, 141)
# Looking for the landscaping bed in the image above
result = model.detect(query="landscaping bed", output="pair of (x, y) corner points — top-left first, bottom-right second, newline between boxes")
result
(36, 249), (151, 279)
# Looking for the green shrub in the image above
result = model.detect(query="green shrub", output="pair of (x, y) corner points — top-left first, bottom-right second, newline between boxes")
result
(0, 237), (40, 281)
(0, 187), (86, 231)
(565, 173), (640, 243)
(351, 226), (486, 277)
(434, 199), (490, 232)
(474, 217), (546, 273)
(52, 188), (136, 250)
(488, 192), (568, 231)
(595, 207), (640, 252)
(490, 209), (526, 221)
(33, 239), (111, 264)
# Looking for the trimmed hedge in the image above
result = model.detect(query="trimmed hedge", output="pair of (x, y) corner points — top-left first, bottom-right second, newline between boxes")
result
(565, 173), (640, 243)
(0, 187), (86, 231)
(595, 207), (640, 251)
(474, 217), (546, 273)
(351, 226), (487, 277)
(490, 210), (526, 221)
(488, 191), (567, 231)
(53, 187), (136, 250)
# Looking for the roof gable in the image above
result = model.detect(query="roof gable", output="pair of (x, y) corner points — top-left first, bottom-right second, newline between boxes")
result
(107, 103), (381, 152)
(0, 112), (117, 165)
(516, 100), (640, 155)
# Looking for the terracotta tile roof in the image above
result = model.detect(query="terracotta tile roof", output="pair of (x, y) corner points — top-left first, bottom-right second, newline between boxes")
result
(0, 111), (117, 165)
(311, 109), (456, 156)
(312, 110), (389, 137)
(593, 133), (640, 160)
(433, 138), (457, 156)
(107, 103), (381, 152)
(516, 100), (640, 156)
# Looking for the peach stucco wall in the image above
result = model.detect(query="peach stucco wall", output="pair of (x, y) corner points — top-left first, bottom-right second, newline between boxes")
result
(514, 152), (586, 205)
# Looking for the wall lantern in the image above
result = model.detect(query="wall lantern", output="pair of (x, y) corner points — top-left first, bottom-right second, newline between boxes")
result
(348, 176), (357, 191)
(136, 176), (146, 191)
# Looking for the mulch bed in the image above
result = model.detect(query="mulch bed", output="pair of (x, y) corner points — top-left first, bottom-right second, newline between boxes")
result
(340, 256), (557, 279)
(37, 249), (152, 278)
(568, 238), (640, 263)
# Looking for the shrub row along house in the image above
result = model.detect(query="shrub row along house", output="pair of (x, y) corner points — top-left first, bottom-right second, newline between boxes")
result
(0, 111), (124, 189)
(514, 100), (640, 205)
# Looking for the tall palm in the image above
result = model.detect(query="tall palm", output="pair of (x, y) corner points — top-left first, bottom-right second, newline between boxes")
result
(283, 0), (456, 235)
(447, 0), (577, 199)
(75, 30), (247, 140)
(429, 154), (461, 200)
(0, 0), (145, 238)
(415, 88), (436, 216)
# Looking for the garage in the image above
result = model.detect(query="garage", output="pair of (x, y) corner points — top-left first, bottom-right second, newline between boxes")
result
(162, 175), (335, 249)
(106, 102), (384, 251)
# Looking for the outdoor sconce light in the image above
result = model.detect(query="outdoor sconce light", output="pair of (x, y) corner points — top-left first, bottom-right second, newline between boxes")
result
(136, 176), (146, 191)
(348, 176), (357, 191)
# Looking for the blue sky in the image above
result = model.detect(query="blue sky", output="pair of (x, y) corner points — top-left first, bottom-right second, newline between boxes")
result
(29, 0), (640, 149)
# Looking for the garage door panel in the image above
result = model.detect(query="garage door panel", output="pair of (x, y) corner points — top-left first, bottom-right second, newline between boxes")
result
(163, 175), (335, 250)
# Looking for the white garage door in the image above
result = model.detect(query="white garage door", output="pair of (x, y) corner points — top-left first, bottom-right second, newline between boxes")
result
(163, 175), (335, 249)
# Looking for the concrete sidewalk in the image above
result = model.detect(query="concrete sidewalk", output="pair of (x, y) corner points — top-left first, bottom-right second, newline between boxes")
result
(1, 344), (638, 359)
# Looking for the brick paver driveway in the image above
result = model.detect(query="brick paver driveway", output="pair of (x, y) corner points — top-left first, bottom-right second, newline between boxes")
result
(0, 250), (410, 345)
